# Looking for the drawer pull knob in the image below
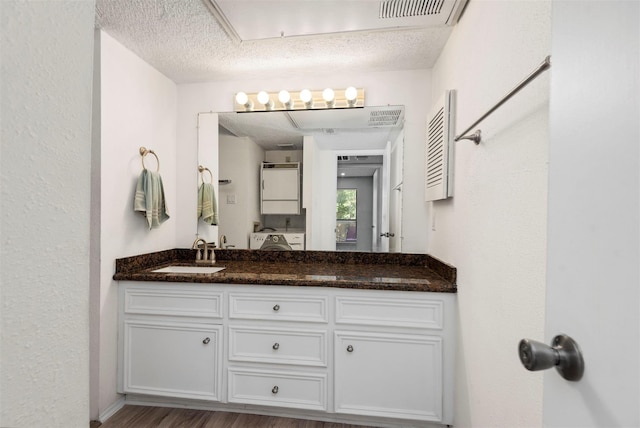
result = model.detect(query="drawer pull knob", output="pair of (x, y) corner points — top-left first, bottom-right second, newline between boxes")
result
(272, 386), (279, 394)
(273, 304), (280, 311)
(272, 342), (280, 350)
(347, 345), (354, 352)
(202, 337), (211, 345)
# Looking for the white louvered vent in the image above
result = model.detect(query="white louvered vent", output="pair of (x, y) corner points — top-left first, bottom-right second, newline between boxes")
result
(368, 109), (403, 127)
(425, 90), (455, 202)
(379, 0), (446, 18)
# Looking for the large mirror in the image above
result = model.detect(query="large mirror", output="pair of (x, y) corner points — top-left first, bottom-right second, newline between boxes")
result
(206, 106), (405, 252)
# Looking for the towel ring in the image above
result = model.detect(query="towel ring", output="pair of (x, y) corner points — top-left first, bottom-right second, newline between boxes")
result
(198, 165), (213, 184)
(139, 147), (160, 172)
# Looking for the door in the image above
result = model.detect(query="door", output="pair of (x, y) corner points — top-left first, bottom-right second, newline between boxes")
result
(123, 321), (222, 401)
(542, 2), (639, 426)
(334, 331), (443, 422)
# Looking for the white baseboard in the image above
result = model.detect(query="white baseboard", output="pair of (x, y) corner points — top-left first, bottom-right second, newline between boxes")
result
(99, 396), (126, 423)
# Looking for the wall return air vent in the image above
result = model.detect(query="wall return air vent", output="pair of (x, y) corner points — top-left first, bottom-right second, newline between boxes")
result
(425, 90), (455, 202)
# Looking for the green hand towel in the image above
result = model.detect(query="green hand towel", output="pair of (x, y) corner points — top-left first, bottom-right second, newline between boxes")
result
(134, 169), (170, 229)
(197, 182), (218, 226)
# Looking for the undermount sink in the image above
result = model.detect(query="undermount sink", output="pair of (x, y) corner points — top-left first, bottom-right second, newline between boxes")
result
(152, 266), (226, 274)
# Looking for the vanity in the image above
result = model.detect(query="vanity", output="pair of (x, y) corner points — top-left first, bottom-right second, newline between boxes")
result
(113, 249), (457, 427)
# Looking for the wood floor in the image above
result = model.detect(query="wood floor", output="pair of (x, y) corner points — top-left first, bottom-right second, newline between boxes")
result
(94, 405), (375, 428)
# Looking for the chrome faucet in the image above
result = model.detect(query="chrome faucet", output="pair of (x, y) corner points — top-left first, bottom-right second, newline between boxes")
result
(219, 235), (227, 249)
(192, 237), (215, 264)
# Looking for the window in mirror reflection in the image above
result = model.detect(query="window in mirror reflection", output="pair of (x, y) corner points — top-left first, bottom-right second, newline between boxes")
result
(336, 189), (357, 243)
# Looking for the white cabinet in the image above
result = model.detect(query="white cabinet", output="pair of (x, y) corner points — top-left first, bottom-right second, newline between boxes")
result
(118, 283), (224, 401)
(334, 293), (454, 425)
(261, 163), (300, 214)
(123, 321), (222, 401)
(334, 331), (442, 421)
(118, 282), (455, 426)
(226, 290), (329, 411)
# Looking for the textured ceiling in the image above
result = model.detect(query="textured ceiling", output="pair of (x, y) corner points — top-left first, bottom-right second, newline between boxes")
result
(95, 0), (456, 83)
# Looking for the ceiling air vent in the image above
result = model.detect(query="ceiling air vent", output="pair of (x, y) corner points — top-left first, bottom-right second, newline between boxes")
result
(379, 0), (445, 18)
(368, 109), (402, 127)
(425, 90), (455, 202)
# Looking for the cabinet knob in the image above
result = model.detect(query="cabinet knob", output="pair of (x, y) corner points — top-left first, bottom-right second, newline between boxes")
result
(202, 337), (211, 345)
(273, 304), (280, 311)
(272, 386), (279, 394)
(272, 342), (280, 350)
(347, 345), (354, 352)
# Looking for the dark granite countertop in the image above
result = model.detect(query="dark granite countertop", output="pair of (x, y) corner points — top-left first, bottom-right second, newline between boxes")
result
(113, 249), (457, 293)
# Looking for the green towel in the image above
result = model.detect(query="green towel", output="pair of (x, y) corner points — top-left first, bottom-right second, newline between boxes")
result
(197, 182), (218, 226)
(134, 169), (170, 229)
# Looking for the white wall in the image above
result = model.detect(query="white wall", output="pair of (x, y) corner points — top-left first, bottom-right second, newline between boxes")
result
(1, 1), (95, 426)
(428, 0), (551, 426)
(96, 31), (178, 419)
(177, 69), (431, 253)
(219, 134), (264, 248)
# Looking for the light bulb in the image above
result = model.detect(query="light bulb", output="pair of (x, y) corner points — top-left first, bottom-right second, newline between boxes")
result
(300, 89), (313, 108)
(322, 88), (335, 102)
(235, 91), (253, 111)
(278, 90), (290, 104)
(278, 90), (293, 109)
(257, 91), (270, 104)
(257, 91), (274, 110)
(323, 88), (335, 108)
(235, 92), (248, 105)
(300, 89), (312, 102)
(345, 86), (358, 106)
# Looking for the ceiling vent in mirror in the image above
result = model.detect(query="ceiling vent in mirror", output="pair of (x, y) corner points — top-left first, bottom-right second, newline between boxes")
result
(368, 109), (403, 127)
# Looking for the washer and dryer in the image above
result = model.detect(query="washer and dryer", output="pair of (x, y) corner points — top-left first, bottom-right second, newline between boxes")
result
(250, 232), (305, 251)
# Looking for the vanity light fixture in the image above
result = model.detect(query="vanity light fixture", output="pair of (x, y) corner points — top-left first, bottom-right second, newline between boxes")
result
(233, 87), (365, 112)
(235, 91), (254, 111)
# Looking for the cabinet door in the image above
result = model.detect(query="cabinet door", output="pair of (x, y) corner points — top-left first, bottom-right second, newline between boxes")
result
(123, 321), (222, 401)
(262, 168), (298, 200)
(334, 331), (443, 422)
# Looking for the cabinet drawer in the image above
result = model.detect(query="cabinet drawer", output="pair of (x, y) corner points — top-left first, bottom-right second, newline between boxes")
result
(229, 326), (327, 366)
(262, 200), (300, 215)
(124, 287), (223, 319)
(229, 293), (328, 323)
(228, 368), (326, 411)
(335, 295), (443, 329)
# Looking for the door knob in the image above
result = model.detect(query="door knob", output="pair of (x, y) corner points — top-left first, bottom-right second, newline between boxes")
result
(518, 334), (584, 381)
